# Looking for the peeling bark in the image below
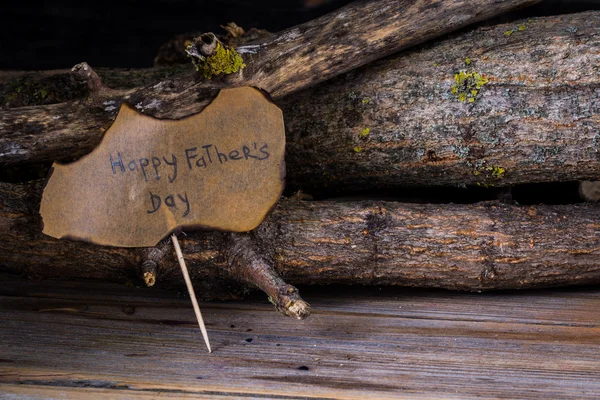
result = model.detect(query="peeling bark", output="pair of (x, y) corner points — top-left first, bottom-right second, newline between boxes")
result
(226, 233), (310, 319)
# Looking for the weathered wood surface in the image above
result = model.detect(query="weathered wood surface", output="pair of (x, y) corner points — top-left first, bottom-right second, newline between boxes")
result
(1, 278), (599, 399)
(2, 181), (599, 295)
(0, 0), (540, 166)
(282, 11), (600, 192)
(2, 11), (599, 192)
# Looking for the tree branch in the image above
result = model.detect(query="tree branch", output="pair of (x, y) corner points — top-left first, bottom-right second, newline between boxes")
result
(0, 0), (539, 165)
(226, 233), (310, 319)
(3, 10), (598, 193)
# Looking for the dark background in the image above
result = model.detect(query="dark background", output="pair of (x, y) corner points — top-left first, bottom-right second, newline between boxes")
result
(2, 0), (600, 71)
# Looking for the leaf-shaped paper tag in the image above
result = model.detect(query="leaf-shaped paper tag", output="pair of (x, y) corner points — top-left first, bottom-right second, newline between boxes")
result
(40, 86), (285, 247)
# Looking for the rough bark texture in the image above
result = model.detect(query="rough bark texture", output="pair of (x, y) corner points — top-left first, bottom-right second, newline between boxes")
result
(2, 10), (598, 195)
(282, 11), (600, 192)
(2, 181), (599, 296)
(226, 233), (310, 318)
(0, 0), (539, 166)
(4, 2), (600, 311)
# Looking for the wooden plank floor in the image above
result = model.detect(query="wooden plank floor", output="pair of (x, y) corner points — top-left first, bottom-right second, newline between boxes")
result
(1, 277), (599, 399)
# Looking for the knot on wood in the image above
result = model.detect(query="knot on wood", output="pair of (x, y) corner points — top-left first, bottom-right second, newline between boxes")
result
(196, 33), (219, 58)
(366, 208), (391, 234)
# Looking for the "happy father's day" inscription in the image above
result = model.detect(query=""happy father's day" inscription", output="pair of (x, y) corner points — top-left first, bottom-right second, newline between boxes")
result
(109, 140), (271, 217)
(40, 87), (285, 247)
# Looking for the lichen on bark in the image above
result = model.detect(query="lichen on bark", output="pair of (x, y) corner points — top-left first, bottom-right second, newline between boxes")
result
(451, 70), (489, 103)
(185, 33), (245, 79)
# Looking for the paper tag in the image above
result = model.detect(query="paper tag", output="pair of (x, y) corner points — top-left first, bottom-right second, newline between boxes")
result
(40, 87), (285, 247)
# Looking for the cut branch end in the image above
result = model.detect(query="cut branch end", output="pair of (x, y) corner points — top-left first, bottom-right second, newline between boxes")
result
(227, 233), (311, 319)
(185, 33), (246, 79)
(272, 285), (311, 320)
(70, 62), (104, 93)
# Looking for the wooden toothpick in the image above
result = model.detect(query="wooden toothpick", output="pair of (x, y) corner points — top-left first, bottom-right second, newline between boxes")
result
(171, 234), (212, 353)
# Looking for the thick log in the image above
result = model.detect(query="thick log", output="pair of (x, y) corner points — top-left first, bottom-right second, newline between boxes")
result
(0, 0), (539, 166)
(2, 181), (599, 295)
(282, 11), (600, 191)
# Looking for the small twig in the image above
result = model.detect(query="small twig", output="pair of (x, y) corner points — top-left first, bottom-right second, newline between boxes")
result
(70, 62), (105, 93)
(227, 233), (310, 320)
(138, 239), (173, 287)
(172, 234), (212, 353)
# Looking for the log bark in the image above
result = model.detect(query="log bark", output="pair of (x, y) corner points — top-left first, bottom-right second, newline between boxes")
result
(6, 3), (600, 318)
(0, 0), (539, 166)
(2, 10), (598, 194)
(282, 11), (600, 192)
(2, 181), (599, 296)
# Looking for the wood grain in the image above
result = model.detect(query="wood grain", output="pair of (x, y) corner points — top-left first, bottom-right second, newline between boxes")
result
(1, 278), (599, 399)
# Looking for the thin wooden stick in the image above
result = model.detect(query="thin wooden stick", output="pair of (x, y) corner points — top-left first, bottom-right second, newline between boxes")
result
(171, 234), (212, 353)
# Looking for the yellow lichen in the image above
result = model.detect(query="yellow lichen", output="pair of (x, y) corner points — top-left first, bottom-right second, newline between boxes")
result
(465, 57), (471, 65)
(353, 146), (363, 153)
(490, 166), (506, 179)
(187, 42), (245, 79)
(518, 24), (527, 31)
(451, 70), (489, 103)
(474, 166), (506, 179)
(361, 98), (371, 105)
(359, 127), (370, 138)
(504, 30), (514, 36)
